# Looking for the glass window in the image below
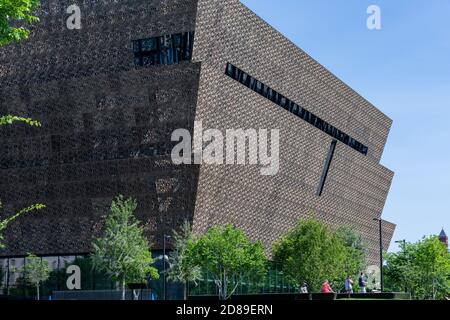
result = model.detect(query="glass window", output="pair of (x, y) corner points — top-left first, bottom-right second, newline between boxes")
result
(235, 69), (242, 81)
(241, 73), (248, 86)
(0, 259), (7, 293)
(267, 88), (275, 101)
(361, 146), (368, 155)
(60, 256), (77, 269)
(134, 57), (142, 66)
(8, 258), (24, 287)
(141, 38), (158, 52)
(224, 63), (368, 155)
(133, 32), (194, 67)
(132, 41), (140, 53)
(142, 56), (154, 66)
(256, 81), (262, 94)
(172, 33), (182, 47)
(226, 63), (234, 76)
(238, 70), (245, 83)
(183, 32), (194, 60)
(166, 46), (174, 65)
(291, 103), (298, 114)
(316, 140), (337, 197)
(316, 118), (324, 130)
(273, 92), (280, 104)
(42, 256), (59, 271)
(343, 134), (350, 144)
(249, 77), (256, 90)
(262, 85), (268, 97)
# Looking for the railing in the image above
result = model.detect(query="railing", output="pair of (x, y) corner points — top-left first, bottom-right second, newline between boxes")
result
(52, 289), (157, 300)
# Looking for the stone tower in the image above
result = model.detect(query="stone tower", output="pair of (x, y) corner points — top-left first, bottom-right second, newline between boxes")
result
(438, 229), (448, 248)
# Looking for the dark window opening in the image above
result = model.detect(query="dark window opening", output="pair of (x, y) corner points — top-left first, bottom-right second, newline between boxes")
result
(224, 63), (368, 156)
(133, 31), (194, 67)
(316, 140), (337, 197)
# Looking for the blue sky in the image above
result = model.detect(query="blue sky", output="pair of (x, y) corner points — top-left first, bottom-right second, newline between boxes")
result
(241, 0), (450, 251)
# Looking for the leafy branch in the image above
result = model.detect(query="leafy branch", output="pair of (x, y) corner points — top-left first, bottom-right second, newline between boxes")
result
(0, 115), (41, 126)
(0, 0), (41, 46)
(0, 202), (46, 249)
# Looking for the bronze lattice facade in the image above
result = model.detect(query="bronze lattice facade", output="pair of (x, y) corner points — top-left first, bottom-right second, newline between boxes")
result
(0, 0), (395, 265)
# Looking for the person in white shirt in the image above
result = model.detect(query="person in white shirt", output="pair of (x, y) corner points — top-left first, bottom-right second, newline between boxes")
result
(299, 282), (308, 293)
(345, 275), (354, 294)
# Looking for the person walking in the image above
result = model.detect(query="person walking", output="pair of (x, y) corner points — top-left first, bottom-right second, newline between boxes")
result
(321, 280), (334, 293)
(345, 275), (354, 294)
(359, 272), (367, 293)
(299, 282), (308, 294)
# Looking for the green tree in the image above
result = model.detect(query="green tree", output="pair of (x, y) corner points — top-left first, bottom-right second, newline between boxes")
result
(15, 253), (50, 300)
(167, 221), (202, 300)
(272, 219), (364, 292)
(414, 236), (450, 299)
(384, 242), (417, 294)
(189, 224), (267, 300)
(0, 0), (41, 46)
(92, 195), (159, 300)
(385, 236), (450, 300)
(337, 226), (367, 288)
(0, 202), (45, 249)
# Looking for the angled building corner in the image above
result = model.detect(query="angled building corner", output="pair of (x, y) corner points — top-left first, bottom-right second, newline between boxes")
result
(190, 0), (396, 265)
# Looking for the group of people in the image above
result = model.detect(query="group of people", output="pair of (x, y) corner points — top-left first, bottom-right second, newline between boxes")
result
(299, 272), (368, 294)
(342, 272), (368, 294)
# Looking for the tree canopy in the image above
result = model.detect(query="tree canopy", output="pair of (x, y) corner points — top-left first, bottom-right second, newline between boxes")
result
(167, 221), (202, 300)
(16, 253), (50, 300)
(92, 195), (159, 300)
(337, 225), (367, 281)
(385, 236), (450, 300)
(188, 224), (267, 300)
(272, 219), (367, 292)
(0, 0), (41, 46)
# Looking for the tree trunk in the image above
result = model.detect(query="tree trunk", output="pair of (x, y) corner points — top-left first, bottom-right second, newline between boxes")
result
(122, 280), (126, 300)
(184, 281), (187, 301)
(222, 270), (227, 300)
(432, 278), (436, 300)
(36, 284), (40, 301)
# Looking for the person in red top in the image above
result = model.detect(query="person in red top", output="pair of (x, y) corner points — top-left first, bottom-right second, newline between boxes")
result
(321, 280), (334, 293)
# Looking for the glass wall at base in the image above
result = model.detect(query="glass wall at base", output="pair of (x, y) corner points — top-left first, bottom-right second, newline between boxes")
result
(0, 251), (182, 300)
(1, 256), (296, 299)
(188, 264), (299, 297)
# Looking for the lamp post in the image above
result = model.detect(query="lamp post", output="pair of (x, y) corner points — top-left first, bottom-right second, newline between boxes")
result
(163, 234), (171, 300)
(395, 239), (406, 249)
(373, 218), (383, 292)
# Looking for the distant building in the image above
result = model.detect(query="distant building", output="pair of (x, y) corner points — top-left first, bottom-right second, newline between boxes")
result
(438, 229), (448, 248)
